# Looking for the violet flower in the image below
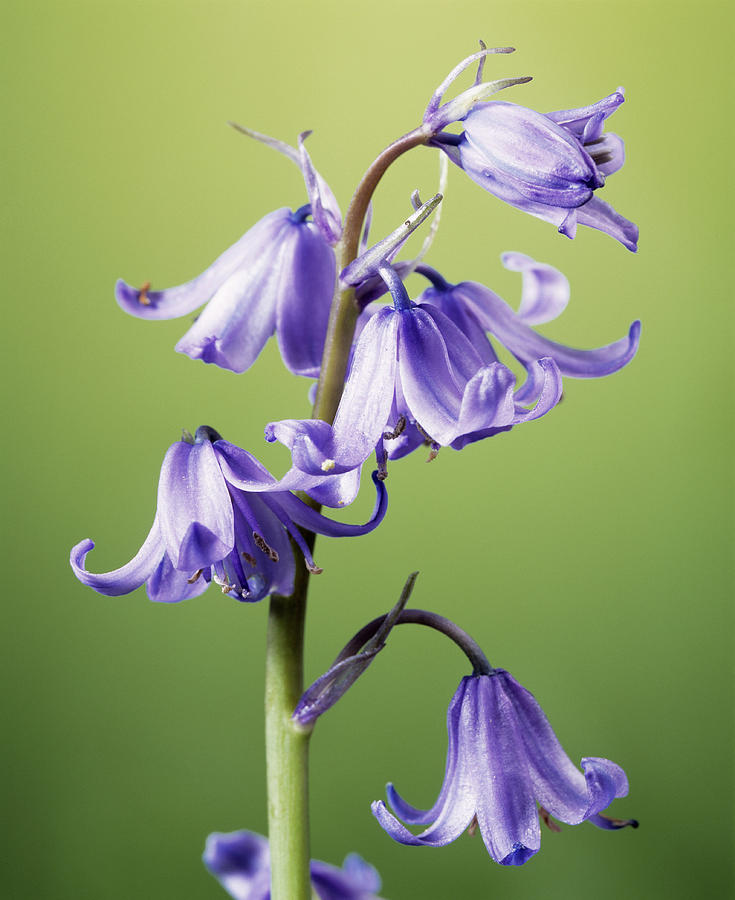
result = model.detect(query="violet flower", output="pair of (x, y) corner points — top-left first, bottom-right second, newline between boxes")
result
(415, 253), (640, 432)
(265, 263), (561, 480)
(429, 89), (638, 251)
(116, 132), (340, 376)
(70, 426), (387, 604)
(203, 830), (384, 900)
(372, 670), (637, 865)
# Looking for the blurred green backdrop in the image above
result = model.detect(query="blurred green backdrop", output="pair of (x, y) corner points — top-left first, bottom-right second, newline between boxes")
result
(2, 0), (732, 897)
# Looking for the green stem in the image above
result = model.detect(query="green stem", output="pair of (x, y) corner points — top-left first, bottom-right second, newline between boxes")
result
(265, 560), (313, 900)
(264, 122), (430, 900)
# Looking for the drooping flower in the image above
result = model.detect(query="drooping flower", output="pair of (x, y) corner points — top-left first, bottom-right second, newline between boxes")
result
(203, 830), (385, 900)
(372, 670), (637, 865)
(265, 263), (561, 480)
(70, 426), (387, 604)
(413, 254), (640, 447)
(116, 132), (340, 376)
(429, 87), (637, 250)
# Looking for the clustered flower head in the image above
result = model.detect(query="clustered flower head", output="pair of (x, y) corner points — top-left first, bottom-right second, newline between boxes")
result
(70, 41), (640, 891)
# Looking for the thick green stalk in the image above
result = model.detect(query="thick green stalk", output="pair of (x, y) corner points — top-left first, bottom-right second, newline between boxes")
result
(264, 123), (430, 900)
(265, 560), (313, 900)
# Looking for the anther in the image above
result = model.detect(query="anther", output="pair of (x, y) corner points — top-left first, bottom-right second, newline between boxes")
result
(187, 568), (204, 584)
(321, 458), (336, 472)
(213, 573), (235, 594)
(138, 281), (152, 306)
(253, 532), (279, 562)
(306, 561), (323, 575)
(383, 416), (406, 440)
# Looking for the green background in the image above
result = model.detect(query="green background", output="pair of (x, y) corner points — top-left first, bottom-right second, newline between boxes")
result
(2, 0), (732, 897)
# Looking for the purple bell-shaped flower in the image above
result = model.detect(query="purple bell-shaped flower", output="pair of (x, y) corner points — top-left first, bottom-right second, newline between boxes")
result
(70, 426), (386, 604)
(373, 669), (637, 865)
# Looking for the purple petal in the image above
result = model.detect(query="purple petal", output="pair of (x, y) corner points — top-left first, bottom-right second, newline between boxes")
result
(212, 441), (279, 492)
(339, 854), (382, 893)
(455, 282), (640, 395)
(500, 252), (570, 325)
(147, 552), (211, 603)
(174, 214), (295, 373)
(418, 283), (500, 365)
(511, 358), (563, 420)
(397, 307), (481, 445)
(375, 679), (477, 846)
(386, 679), (466, 825)
(157, 439), (234, 572)
(115, 209), (291, 321)
(575, 195), (638, 252)
(274, 470), (387, 537)
(470, 676), (541, 865)
(546, 89), (626, 137)
(498, 671), (628, 825)
(275, 222), (336, 377)
(203, 830), (271, 900)
(457, 363), (517, 435)
(70, 518), (163, 597)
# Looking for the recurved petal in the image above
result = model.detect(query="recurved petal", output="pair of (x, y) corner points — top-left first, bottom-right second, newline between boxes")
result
(385, 678), (467, 825)
(274, 471), (387, 536)
(499, 671), (628, 825)
(157, 439), (234, 572)
(70, 518), (163, 597)
(575, 195), (638, 252)
(511, 358), (562, 420)
(470, 675), (541, 865)
(115, 209), (291, 321)
(500, 253), (570, 325)
(546, 89), (626, 136)
(275, 222), (336, 377)
(456, 282), (640, 392)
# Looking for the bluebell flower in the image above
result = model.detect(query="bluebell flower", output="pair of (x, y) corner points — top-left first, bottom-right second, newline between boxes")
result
(372, 670), (637, 865)
(429, 87), (638, 250)
(265, 264), (561, 480)
(70, 426), (387, 604)
(116, 132), (340, 376)
(203, 830), (385, 900)
(413, 254), (640, 448)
